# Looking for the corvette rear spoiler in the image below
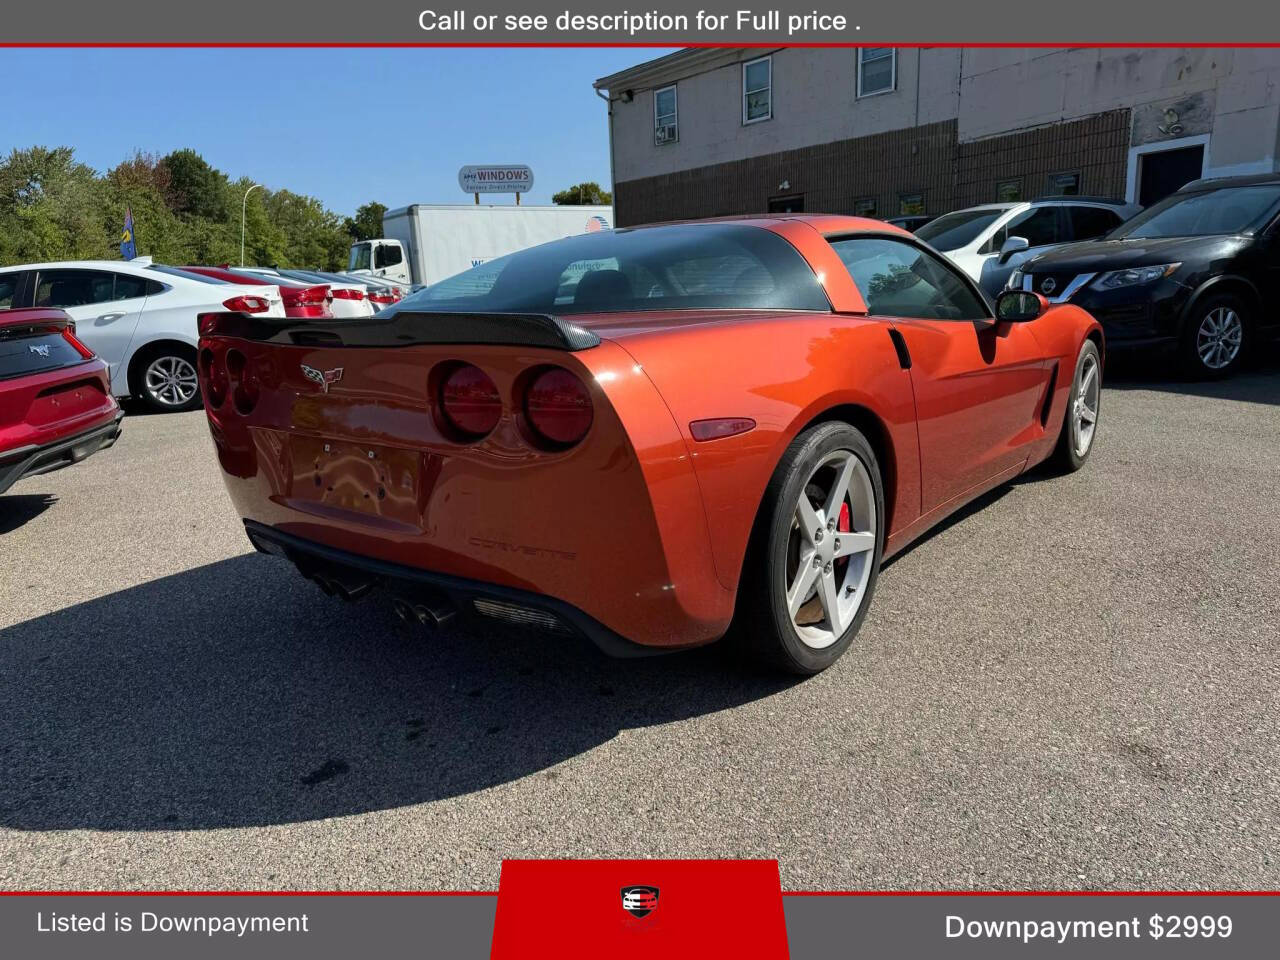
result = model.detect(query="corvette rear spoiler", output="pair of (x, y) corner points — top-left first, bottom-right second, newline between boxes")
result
(197, 310), (601, 351)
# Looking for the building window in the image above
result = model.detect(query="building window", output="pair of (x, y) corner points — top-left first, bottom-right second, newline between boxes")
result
(898, 192), (925, 216)
(768, 194), (804, 213)
(996, 178), (1024, 203)
(857, 48), (896, 97)
(854, 197), (878, 217)
(654, 84), (678, 145)
(742, 56), (772, 124)
(1047, 171), (1081, 196)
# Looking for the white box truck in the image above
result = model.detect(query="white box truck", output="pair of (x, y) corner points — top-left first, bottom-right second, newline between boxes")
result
(348, 204), (614, 288)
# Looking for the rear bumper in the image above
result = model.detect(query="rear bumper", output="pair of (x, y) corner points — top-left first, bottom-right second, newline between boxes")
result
(0, 410), (124, 495)
(243, 520), (664, 658)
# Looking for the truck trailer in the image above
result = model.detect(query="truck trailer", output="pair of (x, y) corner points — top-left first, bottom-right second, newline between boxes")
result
(348, 203), (614, 287)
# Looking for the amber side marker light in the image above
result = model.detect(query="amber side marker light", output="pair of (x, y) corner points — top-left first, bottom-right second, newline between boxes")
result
(690, 418), (757, 442)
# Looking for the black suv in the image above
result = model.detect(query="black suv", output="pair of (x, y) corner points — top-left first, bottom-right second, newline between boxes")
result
(1013, 174), (1280, 377)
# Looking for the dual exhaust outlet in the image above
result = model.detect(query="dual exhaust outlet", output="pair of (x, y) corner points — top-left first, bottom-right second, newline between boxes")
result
(298, 562), (455, 629)
(391, 597), (456, 629)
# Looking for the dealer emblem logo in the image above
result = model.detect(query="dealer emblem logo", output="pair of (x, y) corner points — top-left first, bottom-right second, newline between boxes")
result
(301, 364), (344, 393)
(1040, 276), (1057, 295)
(620, 885), (659, 919)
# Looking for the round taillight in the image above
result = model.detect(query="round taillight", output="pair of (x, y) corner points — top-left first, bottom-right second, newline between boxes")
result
(440, 363), (502, 438)
(524, 367), (593, 447)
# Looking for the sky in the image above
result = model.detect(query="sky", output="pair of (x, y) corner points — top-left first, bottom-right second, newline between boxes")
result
(0, 47), (677, 216)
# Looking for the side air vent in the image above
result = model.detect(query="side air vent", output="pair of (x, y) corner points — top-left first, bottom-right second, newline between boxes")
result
(1040, 362), (1059, 427)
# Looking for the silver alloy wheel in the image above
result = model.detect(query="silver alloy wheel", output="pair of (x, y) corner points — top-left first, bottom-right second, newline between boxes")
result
(1197, 306), (1243, 370)
(144, 355), (199, 408)
(784, 450), (877, 650)
(1071, 352), (1100, 458)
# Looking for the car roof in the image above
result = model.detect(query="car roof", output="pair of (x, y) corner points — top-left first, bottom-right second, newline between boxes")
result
(935, 203), (1020, 214)
(1178, 172), (1280, 192)
(0, 259), (153, 272)
(621, 213), (915, 238)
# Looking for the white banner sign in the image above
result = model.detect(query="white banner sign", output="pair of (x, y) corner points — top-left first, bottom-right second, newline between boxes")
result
(458, 164), (534, 194)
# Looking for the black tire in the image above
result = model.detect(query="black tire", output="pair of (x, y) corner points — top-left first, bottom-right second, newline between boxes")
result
(1179, 293), (1249, 380)
(733, 422), (885, 675)
(1049, 338), (1102, 473)
(130, 343), (203, 413)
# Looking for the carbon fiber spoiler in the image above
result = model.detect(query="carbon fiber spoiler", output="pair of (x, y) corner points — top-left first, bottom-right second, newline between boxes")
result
(198, 310), (601, 351)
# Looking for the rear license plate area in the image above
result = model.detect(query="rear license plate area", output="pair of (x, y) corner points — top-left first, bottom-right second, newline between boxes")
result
(290, 436), (422, 528)
(26, 380), (108, 426)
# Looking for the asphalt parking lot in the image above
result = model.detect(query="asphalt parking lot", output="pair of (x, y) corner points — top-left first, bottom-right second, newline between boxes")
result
(2, 349), (1278, 892)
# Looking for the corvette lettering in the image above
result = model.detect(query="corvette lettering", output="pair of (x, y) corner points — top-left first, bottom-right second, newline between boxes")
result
(468, 536), (575, 561)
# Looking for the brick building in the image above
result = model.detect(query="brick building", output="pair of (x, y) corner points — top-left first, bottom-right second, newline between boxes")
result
(593, 48), (1280, 226)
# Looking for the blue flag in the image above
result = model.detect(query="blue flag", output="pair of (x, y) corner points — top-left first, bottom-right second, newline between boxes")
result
(120, 207), (137, 260)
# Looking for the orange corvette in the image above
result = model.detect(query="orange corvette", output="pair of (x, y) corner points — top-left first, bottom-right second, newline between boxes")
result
(197, 216), (1102, 674)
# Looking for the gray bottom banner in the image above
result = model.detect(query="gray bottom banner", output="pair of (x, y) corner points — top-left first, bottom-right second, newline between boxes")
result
(786, 895), (1277, 958)
(1, 893), (1274, 957)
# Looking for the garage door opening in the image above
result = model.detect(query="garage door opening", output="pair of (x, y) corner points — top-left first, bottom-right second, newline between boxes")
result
(1138, 144), (1206, 207)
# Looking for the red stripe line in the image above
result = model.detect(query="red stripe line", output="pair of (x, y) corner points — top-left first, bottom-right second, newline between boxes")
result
(0, 42), (1279, 49)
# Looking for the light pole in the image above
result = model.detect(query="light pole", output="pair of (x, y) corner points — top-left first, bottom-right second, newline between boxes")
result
(240, 183), (263, 266)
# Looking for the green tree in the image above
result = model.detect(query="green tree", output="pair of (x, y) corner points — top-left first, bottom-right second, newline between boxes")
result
(0, 146), (110, 261)
(344, 201), (387, 241)
(551, 182), (612, 205)
(159, 148), (229, 219)
(0, 144), (360, 272)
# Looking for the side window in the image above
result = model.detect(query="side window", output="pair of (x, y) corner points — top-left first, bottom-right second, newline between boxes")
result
(1002, 206), (1063, 248)
(829, 236), (990, 322)
(34, 270), (116, 308)
(113, 273), (149, 301)
(1068, 206), (1123, 241)
(375, 244), (403, 269)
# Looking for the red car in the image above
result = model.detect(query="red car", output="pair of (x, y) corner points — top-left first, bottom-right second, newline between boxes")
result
(181, 266), (333, 319)
(197, 216), (1102, 674)
(1, 307), (123, 495)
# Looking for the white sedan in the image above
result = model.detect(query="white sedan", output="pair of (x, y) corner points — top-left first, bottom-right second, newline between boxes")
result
(0, 259), (283, 411)
(237, 268), (376, 319)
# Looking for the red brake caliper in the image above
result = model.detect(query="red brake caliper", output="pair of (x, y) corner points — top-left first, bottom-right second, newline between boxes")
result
(836, 502), (851, 573)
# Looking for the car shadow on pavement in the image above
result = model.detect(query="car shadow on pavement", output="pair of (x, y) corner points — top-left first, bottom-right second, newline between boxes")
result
(1104, 339), (1280, 406)
(0, 493), (58, 535)
(0, 553), (796, 832)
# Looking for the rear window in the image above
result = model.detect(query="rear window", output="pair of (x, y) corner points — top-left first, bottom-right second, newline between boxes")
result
(398, 224), (830, 316)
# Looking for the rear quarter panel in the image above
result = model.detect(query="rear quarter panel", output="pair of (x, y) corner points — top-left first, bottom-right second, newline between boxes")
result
(607, 312), (920, 592)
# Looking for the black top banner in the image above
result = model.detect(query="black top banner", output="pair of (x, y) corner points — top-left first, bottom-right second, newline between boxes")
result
(5, 0), (1280, 43)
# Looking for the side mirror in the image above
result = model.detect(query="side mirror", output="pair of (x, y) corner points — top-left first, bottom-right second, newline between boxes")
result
(998, 235), (1030, 264)
(995, 289), (1047, 323)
